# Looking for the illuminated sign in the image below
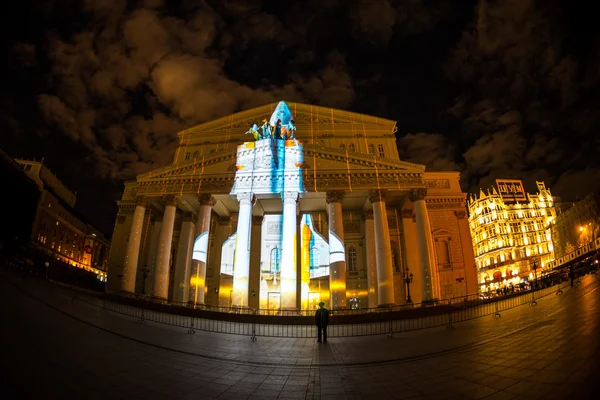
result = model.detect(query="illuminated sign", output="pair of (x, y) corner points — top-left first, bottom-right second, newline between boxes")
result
(496, 179), (527, 202)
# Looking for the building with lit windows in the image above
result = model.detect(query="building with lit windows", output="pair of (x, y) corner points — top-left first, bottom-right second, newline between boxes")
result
(15, 159), (110, 279)
(546, 193), (600, 269)
(107, 101), (478, 310)
(468, 180), (557, 294)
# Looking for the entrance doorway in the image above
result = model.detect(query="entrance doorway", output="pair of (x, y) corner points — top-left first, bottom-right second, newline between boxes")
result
(308, 292), (320, 310)
(267, 292), (280, 314)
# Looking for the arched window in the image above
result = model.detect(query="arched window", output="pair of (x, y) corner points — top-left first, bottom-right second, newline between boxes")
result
(185, 152), (191, 160)
(310, 247), (320, 269)
(368, 144), (375, 154)
(193, 151), (199, 159)
(378, 144), (385, 157)
(348, 143), (355, 153)
(270, 247), (281, 273)
(347, 246), (357, 272)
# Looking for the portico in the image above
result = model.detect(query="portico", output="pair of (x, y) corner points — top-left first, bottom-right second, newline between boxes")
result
(107, 101), (478, 310)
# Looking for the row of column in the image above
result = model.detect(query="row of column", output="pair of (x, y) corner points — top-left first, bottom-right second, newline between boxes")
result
(232, 191), (300, 308)
(121, 194), (215, 302)
(362, 189), (438, 307)
(120, 188), (437, 308)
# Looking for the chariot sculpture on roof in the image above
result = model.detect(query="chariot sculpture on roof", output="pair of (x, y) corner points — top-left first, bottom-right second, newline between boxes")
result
(245, 101), (296, 140)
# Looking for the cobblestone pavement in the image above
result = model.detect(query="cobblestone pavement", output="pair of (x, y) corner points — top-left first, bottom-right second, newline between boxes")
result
(1, 267), (599, 399)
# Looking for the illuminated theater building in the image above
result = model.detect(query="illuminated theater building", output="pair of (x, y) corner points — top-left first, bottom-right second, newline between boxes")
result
(107, 101), (478, 310)
(468, 180), (557, 294)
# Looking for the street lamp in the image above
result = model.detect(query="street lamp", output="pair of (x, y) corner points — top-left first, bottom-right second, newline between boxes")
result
(530, 260), (538, 306)
(403, 267), (414, 304)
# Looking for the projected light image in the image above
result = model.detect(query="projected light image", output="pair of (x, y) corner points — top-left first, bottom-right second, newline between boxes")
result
(301, 214), (330, 279)
(225, 101), (310, 308)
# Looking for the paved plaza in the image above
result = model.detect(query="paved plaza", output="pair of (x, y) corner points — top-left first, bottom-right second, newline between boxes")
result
(1, 268), (599, 399)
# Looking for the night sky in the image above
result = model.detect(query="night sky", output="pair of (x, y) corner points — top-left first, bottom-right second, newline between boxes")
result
(2, 0), (600, 236)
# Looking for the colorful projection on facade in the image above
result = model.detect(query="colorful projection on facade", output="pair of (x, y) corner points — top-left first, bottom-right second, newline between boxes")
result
(301, 214), (330, 279)
(222, 101), (314, 308)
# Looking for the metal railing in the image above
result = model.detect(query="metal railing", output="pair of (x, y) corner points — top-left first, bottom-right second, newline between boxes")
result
(6, 258), (596, 341)
(65, 277), (600, 340)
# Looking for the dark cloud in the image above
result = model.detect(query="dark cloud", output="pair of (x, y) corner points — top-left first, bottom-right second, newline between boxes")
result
(446, 0), (600, 198)
(38, 2), (359, 180)
(397, 133), (459, 171)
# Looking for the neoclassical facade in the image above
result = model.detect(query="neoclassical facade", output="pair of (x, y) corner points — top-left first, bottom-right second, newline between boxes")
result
(107, 101), (477, 310)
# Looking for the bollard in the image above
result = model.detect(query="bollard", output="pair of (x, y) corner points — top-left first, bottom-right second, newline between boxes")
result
(446, 311), (455, 329)
(530, 289), (537, 306)
(187, 315), (196, 334)
(137, 308), (146, 324)
(387, 308), (394, 338)
(493, 301), (501, 318)
(100, 297), (106, 312)
(250, 309), (257, 342)
(556, 281), (563, 296)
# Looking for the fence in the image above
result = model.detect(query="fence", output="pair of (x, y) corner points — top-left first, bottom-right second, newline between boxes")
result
(68, 275), (598, 340)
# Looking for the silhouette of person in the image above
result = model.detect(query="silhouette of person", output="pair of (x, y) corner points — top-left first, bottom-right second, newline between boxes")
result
(315, 301), (329, 343)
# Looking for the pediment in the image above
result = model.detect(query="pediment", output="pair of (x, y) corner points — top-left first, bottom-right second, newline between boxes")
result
(139, 144), (425, 183)
(177, 101), (397, 138)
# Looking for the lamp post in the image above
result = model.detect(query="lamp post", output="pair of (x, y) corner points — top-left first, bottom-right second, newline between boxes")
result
(141, 267), (151, 295)
(530, 260), (538, 306)
(404, 267), (414, 304)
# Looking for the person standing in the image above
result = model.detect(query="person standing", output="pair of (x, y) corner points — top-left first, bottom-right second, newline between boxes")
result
(315, 301), (330, 343)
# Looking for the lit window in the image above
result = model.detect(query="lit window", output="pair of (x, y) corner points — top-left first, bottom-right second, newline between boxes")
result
(347, 246), (357, 272)
(185, 152), (191, 160)
(348, 143), (355, 153)
(270, 247), (281, 273)
(368, 144), (375, 154)
(378, 144), (385, 157)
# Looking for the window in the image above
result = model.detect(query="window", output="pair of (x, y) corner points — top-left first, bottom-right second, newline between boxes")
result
(391, 243), (400, 272)
(437, 240), (451, 266)
(347, 246), (357, 272)
(185, 152), (191, 160)
(378, 144), (385, 157)
(348, 143), (355, 153)
(368, 144), (375, 154)
(340, 144), (345, 150)
(270, 247), (281, 273)
(210, 149), (215, 154)
(193, 151), (199, 159)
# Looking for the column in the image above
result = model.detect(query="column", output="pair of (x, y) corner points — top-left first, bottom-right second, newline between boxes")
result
(248, 216), (263, 310)
(121, 197), (148, 293)
(364, 210), (378, 308)
(410, 189), (439, 302)
(173, 212), (195, 303)
(370, 190), (395, 306)
(232, 192), (253, 307)
(190, 194), (215, 305)
(327, 191), (346, 309)
(144, 215), (162, 296)
(153, 195), (178, 299)
(280, 191), (299, 309)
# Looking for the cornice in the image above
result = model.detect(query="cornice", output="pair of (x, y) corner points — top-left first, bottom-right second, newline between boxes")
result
(425, 197), (466, 210)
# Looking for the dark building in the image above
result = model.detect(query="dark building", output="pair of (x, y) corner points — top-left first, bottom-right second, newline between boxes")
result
(548, 193), (600, 268)
(0, 148), (40, 257)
